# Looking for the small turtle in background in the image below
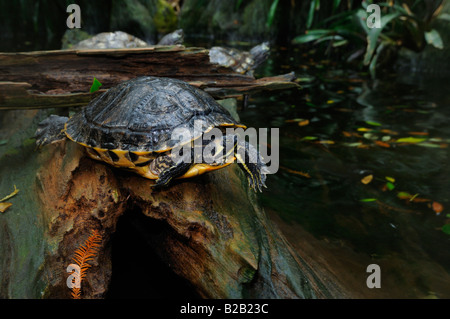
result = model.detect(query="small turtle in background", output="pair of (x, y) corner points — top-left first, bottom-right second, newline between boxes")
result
(35, 76), (267, 192)
(157, 29), (184, 45)
(209, 42), (270, 76)
(68, 29), (184, 50)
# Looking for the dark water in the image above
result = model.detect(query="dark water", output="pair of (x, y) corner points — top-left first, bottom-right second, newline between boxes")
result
(3, 30), (450, 297)
(236, 45), (450, 298)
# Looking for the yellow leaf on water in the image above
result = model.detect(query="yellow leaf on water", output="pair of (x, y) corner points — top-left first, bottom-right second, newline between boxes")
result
(361, 175), (373, 184)
(375, 141), (391, 148)
(396, 137), (427, 143)
(342, 131), (352, 137)
(0, 202), (12, 213)
(280, 166), (311, 178)
(298, 119), (310, 127)
(385, 176), (395, 183)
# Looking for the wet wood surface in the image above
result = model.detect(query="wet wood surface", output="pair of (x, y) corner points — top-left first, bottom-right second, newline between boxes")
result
(0, 45), (299, 109)
(0, 109), (336, 299)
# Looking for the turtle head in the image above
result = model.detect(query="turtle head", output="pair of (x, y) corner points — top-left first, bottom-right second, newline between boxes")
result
(157, 29), (184, 45)
(249, 42), (270, 68)
(34, 115), (69, 149)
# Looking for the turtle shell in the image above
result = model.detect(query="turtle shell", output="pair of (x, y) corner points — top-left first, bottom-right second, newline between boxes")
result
(65, 76), (243, 153)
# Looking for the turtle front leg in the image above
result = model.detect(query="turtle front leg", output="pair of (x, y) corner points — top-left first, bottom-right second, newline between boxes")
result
(151, 154), (193, 188)
(220, 134), (268, 192)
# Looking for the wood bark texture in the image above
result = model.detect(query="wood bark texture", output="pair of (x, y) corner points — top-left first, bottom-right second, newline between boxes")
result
(0, 109), (334, 299)
(0, 46), (299, 110)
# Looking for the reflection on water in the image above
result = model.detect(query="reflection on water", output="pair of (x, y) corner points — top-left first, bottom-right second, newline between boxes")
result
(238, 46), (450, 298)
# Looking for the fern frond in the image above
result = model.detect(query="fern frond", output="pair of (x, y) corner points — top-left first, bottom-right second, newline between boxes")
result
(71, 287), (81, 299)
(69, 229), (102, 299)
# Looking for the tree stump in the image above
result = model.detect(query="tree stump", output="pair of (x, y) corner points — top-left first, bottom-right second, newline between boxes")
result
(0, 108), (334, 299)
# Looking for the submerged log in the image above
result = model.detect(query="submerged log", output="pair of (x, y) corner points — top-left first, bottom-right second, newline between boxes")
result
(0, 46), (299, 110)
(0, 109), (333, 299)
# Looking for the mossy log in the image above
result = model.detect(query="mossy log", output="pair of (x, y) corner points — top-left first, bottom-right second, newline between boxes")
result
(0, 46), (299, 110)
(0, 109), (332, 299)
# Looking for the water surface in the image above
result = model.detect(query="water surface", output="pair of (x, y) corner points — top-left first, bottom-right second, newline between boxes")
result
(239, 45), (450, 298)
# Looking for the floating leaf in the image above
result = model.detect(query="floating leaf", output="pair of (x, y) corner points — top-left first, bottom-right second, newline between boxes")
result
(280, 166), (311, 178)
(396, 137), (427, 143)
(360, 198), (377, 202)
(365, 121), (382, 126)
(89, 77), (102, 93)
(0, 202), (12, 213)
(298, 119), (310, 127)
(408, 132), (429, 136)
(385, 176), (395, 183)
(397, 192), (412, 199)
(343, 142), (362, 147)
(380, 129), (398, 135)
(432, 202), (444, 214)
(361, 175), (373, 184)
(285, 118), (305, 123)
(301, 136), (318, 141)
(342, 131), (352, 137)
(375, 141), (390, 148)
(363, 133), (376, 140)
(357, 127), (373, 132)
(315, 140), (335, 144)
(386, 182), (395, 191)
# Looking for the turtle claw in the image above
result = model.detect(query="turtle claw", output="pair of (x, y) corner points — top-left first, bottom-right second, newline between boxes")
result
(152, 161), (192, 189)
(246, 166), (267, 193)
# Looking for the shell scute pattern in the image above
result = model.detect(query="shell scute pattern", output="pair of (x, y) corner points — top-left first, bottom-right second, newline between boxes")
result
(65, 76), (239, 154)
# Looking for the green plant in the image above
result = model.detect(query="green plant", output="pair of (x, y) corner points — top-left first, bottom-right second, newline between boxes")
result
(292, 0), (445, 78)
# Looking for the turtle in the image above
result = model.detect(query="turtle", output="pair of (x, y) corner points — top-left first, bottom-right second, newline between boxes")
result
(35, 76), (267, 192)
(157, 29), (184, 46)
(71, 29), (184, 50)
(209, 42), (270, 75)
